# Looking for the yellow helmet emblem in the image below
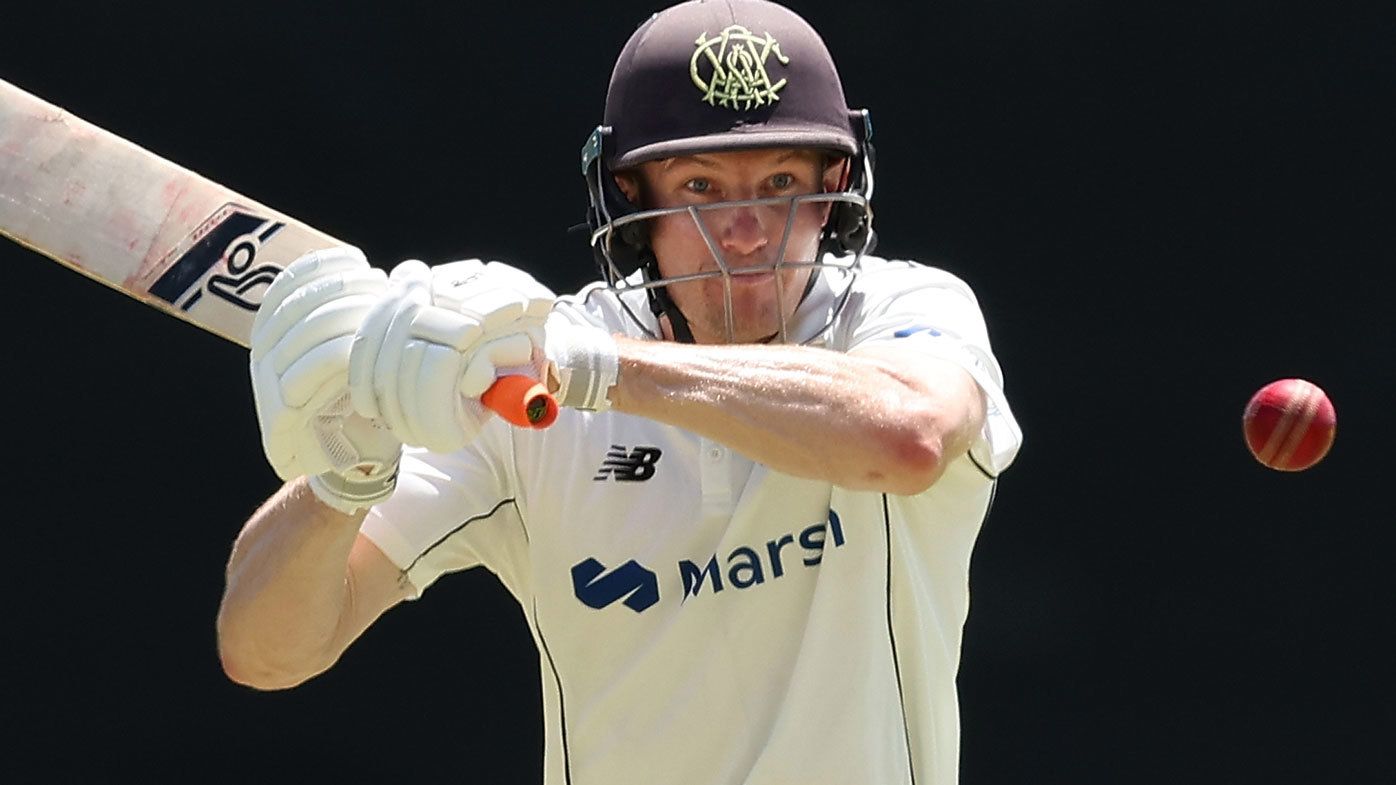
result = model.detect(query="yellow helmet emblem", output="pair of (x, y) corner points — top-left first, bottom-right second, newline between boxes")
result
(690, 25), (791, 110)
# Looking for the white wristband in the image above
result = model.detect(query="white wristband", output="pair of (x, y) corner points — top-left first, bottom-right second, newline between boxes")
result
(548, 326), (620, 412)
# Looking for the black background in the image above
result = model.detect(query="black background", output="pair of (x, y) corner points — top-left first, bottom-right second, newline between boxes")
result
(3, 1), (1392, 782)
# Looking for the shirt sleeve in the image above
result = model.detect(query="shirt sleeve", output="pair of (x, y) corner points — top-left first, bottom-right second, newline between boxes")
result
(843, 263), (1023, 477)
(358, 421), (527, 599)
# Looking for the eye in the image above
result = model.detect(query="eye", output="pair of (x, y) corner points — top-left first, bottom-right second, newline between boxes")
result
(684, 178), (711, 194)
(769, 172), (796, 190)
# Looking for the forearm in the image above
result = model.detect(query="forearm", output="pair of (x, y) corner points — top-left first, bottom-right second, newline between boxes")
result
(216, 477), (366, 689)
(609, 337), (984, 494)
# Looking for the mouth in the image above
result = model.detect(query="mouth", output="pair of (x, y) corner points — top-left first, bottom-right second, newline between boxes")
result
(727, 270), (777, 286)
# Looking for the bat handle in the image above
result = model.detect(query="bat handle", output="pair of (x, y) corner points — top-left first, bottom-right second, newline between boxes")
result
(481, 374), (559, 429)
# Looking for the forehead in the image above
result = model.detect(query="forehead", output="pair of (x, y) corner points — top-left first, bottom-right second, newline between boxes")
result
(643, 147), (825, 176)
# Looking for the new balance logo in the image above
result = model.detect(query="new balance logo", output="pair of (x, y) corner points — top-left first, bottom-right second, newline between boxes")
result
(571, 558), (661, 613)
(594, 445), (662, 481)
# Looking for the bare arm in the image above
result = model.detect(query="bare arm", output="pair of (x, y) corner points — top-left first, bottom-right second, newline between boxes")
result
(216, 477), (412, 690)
(608, 338), (986, 495)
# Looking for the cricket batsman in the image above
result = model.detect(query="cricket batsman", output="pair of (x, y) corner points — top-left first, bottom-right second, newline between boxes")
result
(217, 1), (1024, 782)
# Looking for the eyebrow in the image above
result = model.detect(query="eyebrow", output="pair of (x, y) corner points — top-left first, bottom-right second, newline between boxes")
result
(661, 155), (720, 171)
(661, 150), (814, 171)
(771, 150), (812, 165)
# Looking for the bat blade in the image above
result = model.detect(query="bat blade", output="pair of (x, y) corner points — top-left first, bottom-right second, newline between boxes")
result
(0, 78), (343, 348)
(0, 77), (556, 429)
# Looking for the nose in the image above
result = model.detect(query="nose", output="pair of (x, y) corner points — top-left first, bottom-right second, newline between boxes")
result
(716, 206), (768, 259)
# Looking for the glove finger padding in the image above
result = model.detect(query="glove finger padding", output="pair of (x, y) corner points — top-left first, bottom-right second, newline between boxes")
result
(250, 245), (404, 492)
(264, 278), (384, 374)
(348, 259), (558, 451)
(432, 261), (555, 325)
(396, 306), (483, 452)
(372, 292), (429, 442)
(408, 343), (470, 454)
(349, 260), (433, 425)
(252, 247), (378, 359)
(459, 332), (537, 397)
(391, 339), (430, 448)
(382, 312), (490, 453)
(276, 332), (359, 412)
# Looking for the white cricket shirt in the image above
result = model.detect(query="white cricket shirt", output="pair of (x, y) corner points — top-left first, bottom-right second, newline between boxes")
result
(361, 255), (1023, 785)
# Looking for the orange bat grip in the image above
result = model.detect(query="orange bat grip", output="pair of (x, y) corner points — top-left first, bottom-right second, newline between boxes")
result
(481, 374), (559, 429)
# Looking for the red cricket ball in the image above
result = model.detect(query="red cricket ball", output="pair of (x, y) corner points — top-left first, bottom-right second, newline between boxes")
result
(1242, 378), (1336, 471)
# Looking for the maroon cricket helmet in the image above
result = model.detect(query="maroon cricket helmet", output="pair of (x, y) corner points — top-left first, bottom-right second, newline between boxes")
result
(602, 0), (863, 168)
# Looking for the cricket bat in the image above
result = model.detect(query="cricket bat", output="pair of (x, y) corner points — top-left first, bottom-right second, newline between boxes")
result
(0, 77), (557, 429)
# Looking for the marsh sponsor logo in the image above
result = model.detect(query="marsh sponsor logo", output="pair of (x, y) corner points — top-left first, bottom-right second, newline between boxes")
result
(570, 510), (845, 612)
(679, 510), (844, 600)
(571, 558), (661, 613)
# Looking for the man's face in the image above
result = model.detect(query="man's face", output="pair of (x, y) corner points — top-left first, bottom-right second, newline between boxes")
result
(619, 148), (844, 344)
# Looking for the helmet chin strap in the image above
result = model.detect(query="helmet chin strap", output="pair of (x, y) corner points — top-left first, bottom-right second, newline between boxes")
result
(643, 256), (697, 344)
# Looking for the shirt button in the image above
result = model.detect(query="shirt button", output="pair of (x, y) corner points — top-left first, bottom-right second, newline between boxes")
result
(707, 446), (725, 462)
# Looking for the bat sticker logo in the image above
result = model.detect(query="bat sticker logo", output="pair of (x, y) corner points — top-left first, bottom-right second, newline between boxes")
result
(148, 206), (286, 314)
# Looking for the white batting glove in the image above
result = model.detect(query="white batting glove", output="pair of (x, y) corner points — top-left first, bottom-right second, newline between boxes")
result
(433, 260), (619, 413)
(348, 259), (555, 454)
(249, 246), (403, 514)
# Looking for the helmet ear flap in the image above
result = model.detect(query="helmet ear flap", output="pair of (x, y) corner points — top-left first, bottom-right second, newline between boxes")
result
(825, 201), (869, 253)
(606, 221), (648, 280)
(820, 109), (877, 256)
(607, 174), (651, 273)
(618, 220), (648, 251)
(583, 125), (652, 280)
(818, 190), (873, 257)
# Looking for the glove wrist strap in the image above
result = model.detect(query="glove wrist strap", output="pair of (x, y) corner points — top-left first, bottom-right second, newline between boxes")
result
(308, 464), (400, 515)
